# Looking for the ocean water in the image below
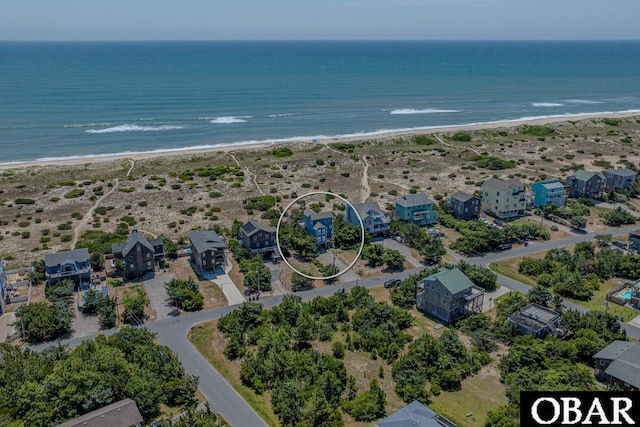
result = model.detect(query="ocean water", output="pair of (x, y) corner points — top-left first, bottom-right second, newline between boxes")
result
(1, 40), (640, 164)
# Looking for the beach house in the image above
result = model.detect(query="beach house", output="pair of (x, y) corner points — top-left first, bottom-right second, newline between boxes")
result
(593, 341), (640, 391)
(416, 268), (484, 323)
(303, 209), (333, 246)
(449, 191), (480, 221)
(604, 168), (637, 192)
(508, 303), (563, 338)
(531, 179), (566, 207)
(111, 229), (164, 279)
(394, 193), (438, 226)
(481, 178), (526, 219)
(44, 248), (91, 287)
(189, 230), (226, 272)
(240, 220), (277, 255)
(377, 400), (457, 427)
(566, 170), (605, 199)
(346, 201), (391, 237)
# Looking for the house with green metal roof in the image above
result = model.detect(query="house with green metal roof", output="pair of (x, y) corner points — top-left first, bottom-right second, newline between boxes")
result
(416, 268), (484, 323)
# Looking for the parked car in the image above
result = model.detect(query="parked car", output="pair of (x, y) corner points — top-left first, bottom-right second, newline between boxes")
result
(612, 240), (627, 249)
(427, 228), (443, 238)
(493, 219), (503, 226)
(384, 279), (401, 288)
(393, 235), (404, 243)
(498, 243), (513, 250)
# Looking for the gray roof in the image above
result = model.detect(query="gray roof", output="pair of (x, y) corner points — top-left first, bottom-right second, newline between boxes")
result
(572, 169), (605, 182)
(351, 201), (386, 219)
(377, 400), (445, 427)
(593, 341), (640, 389)
(483, 177), (523, 190)
(605, 168), (637, 177)
(190, 230), (225, 254)
(593, 340), (636, 360)
(112, 229), (154, 257)
(509, 303), (560, 331)
(538, 179), (565, 190)
(395, 193), (434, 208)
(241, 220), (275, 237)
(450, 191), (476, 203)
(56, 398), (143, 427)
(423, 268), (475, 295)
(313, 222), (327, 231)
(45, 248), (90, 267)
(304, 209), (333, 221)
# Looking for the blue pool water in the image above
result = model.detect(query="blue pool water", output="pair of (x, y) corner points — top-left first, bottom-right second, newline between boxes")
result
(621, 290), (634, 300)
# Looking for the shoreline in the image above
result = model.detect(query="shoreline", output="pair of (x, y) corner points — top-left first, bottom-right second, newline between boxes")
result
(2, 110), (639, 170)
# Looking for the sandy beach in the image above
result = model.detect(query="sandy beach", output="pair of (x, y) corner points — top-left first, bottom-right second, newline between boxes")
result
(2, 110), (639, 170)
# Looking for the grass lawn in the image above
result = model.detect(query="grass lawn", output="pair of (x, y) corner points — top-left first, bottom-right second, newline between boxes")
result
(567, 280), (639, 322)
(490, 259), (537, 286)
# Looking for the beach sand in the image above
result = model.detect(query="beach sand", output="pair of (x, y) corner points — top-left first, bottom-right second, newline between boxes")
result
(2, 110), (638, 170)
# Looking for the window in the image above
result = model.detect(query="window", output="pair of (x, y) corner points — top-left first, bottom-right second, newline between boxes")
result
(202, 253), (206, 258)
(203, 259), (206, 265)
(446, 291), (449, 297)
(443, 299), (446, 304)
(128, 256), (133, 261)
(130, 264), (134, 269)
(624, 382), (630, 388)
(146, 253), (151, 259)
(600, 360), (606, 366)
(147, 261), (151, 267)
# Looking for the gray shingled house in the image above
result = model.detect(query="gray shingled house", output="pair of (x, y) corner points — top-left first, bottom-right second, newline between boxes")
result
(346, 201), (391, 236)
(45, 248), (91, 286)
(566, 170), (606, 199)
(593, 340), (640, 391)
(377, 400), (456, 427)
(56, 398), (143, 427)
(449, 191), (480, 221)
(111, 229), (164, 279)
(240, 220), (277, 255)
(604, 168), (637, 192)
(416, 268), (484, 323)
(508, 303), (563, 338)
(189, 230), (226, 272)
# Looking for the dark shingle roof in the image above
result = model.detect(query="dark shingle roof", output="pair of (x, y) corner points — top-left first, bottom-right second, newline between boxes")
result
(594, 341), (640, 389)
(377, 400), (446, 427)
(56, 398), (143, 427)
(351, 201), (385, 219)
(395, 193), (434, 208)
(605, 168), (637, 177)
(112, 229), (154, 257)
(241, 220), (275, 237)
(450, 191), (476, 203)
(572, 169), (605, 181)
(190, 230), (225, 254)
(304, 209), (333, 221)
(45, 248), (90, 268)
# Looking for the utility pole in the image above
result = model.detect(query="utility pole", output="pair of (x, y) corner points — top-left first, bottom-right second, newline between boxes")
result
(256, 267), (260, 294)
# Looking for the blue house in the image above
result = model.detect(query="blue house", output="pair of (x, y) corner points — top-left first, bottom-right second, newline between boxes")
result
(44, 248), (92, 287)
(395, 193), (439, 225)
(304, 209), (333, 246)
(531, 179), (566, 207)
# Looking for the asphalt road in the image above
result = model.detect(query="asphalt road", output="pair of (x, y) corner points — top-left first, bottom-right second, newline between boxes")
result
(31, 223), (640, 425)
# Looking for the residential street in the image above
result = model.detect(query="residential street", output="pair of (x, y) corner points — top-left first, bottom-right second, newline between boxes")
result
(31, 223), (640, 426)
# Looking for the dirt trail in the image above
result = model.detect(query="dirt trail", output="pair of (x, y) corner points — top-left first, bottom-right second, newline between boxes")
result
(227, 153), (264, 196)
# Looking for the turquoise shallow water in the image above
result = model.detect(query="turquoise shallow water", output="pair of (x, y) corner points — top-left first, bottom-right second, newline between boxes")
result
(1, 40), (639, 163)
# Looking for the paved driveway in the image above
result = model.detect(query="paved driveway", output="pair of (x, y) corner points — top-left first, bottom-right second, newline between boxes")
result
(144, 271), (175, 319)
(202, 265), (245, 306)
(316, 250), (359, 283)
(380, 238), (422, 267)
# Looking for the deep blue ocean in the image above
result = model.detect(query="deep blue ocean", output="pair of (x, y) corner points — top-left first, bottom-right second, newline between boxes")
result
(1, 41), (640, 164)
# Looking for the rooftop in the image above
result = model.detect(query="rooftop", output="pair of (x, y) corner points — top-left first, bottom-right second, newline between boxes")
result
(304, 209), (334, 221)
(508, 303), (560, 331)
(450, 191), (476, 203)
(112, 229), (154, 256)
(190, 230), (225, 254)
(351, 201), (387, 219)
(572, 169), (606, 181)
(422, 268), (476, 295)
(45, 248), (90, 267)
(56, 398), (143, 427)
(483, 177), (523, 190)
(593, 341), (640, 389)
(605, 168), (637, 177)
(241, 220), (276, 237)
(534, 179), (564, 190)
(377, 400), (455, 427)
(395, 193), (434, 208)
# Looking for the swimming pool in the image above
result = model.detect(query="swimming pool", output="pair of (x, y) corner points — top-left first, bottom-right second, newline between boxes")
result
(621, 290), (634, 300)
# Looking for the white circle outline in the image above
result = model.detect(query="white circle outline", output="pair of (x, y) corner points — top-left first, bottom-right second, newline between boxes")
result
(276, 191), (365, 281)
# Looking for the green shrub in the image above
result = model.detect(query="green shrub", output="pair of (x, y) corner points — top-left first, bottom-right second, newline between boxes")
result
(269, 147), (294, 157)
(521, 125), (555, 136)
(452, 132), (471, 142)
(64, 189), (85, 199)
(14, 198), (35, 205)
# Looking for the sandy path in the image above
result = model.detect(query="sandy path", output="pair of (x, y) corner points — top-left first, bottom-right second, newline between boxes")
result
(434, 134), (480, 156)
(227, 153), (264, 196)
(361, 155), (371, 202)
(71, 159), (134, 247)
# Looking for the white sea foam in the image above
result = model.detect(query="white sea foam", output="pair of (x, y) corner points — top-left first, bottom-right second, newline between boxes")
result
(210, 116), (252, 124)
(64, 122), (112, 128)
(7, 109), (640, 166)
(268, 113), (295, 118)
(564, 99), (603, 105)
(390, 108), (460, 115)
(86, 124), (183, 134)
(532, 103), (565, 107)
